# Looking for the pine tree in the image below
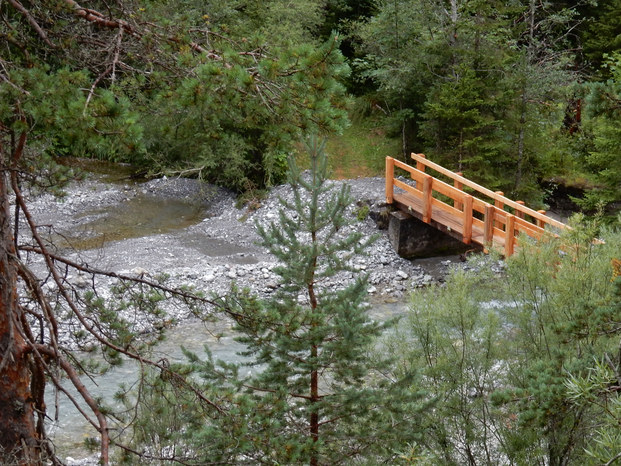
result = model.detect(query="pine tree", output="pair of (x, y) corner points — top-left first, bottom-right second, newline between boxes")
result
(127, 139), (427, 464)
(581, 52), (621, 211)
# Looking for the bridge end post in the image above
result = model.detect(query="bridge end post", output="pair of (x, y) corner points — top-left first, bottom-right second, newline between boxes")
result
(484, 204), (495, 250)
(463, 194), (473, 244)
(422, 174), (433, 223)
(505, 214), (515, 257)
(386, 157), (394, 204)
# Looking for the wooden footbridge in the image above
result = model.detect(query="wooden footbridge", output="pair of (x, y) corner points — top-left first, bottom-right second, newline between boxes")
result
(385, 154), (568, 257)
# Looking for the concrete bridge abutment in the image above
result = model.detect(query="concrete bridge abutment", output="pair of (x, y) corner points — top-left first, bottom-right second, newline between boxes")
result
(388, 210), (476, 259)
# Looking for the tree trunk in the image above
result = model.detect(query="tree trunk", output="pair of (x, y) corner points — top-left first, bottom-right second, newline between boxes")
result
(310, 345), (319, 466)
(515, 87), (527, 191)
(308, 221), (319, 466)
(309, 268), (319, 466)
(515, 0), (536, 192)
(0, 145), (40, 462)
(449, 0), (458, 47)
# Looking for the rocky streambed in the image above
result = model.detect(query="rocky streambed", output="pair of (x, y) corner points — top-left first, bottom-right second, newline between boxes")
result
(26, 172), (471, 307)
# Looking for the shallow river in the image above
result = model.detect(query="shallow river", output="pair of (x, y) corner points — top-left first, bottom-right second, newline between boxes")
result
(48, 302), (408, 460)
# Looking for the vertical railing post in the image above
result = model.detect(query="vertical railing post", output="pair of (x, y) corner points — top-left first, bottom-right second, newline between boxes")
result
(423, 174), (433, 223)
(505, 214), (515, 257)
(516, 200), (525, 219)
(494, 191), (504, 230)
(386, 157), (394, 204)
(454, 172), (463, 211)
(536, 210), (547, 229)
(484, 204), (495, 247)
(463, 194), (473, 244)
(415, 153), (426, 173)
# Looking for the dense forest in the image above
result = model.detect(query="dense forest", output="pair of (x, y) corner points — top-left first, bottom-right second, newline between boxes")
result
(1, 0), (620, 464)
(2, 0), (621, 207)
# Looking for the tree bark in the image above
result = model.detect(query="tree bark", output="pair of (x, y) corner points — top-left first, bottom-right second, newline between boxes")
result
(515, 87), (527, 191)
(308, 203), (319, 466)
(310, 344), (319, 466)
(515, 0), (536, 192)
(0, 141), (40, 462)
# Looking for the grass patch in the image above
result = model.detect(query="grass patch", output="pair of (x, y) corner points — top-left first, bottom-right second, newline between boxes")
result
(296, 116), (401, 180)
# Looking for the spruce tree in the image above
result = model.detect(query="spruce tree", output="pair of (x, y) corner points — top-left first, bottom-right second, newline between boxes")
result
(128, 139), (427, 464)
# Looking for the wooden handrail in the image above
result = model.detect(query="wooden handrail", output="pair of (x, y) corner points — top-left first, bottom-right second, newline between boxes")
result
(410, 153), (567, 230)
(386, 155), (569, 257)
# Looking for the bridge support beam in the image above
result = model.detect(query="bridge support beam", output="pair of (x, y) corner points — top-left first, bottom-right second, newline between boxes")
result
(388, 210), (475, 259)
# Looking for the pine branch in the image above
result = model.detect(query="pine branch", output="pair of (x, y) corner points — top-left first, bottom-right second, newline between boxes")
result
(32, 344), (110, 464)
(6, 0), (56, 48)
(63, 0), (222, 59)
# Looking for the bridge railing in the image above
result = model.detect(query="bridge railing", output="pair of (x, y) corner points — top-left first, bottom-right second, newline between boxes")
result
(386, 153), (568, 256)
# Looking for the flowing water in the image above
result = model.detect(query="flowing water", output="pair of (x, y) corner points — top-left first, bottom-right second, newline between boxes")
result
(48, 303), (408, 461)
(48, 320), (247, 459)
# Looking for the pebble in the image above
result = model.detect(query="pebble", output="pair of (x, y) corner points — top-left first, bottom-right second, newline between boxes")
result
(396, 270), (408, 280)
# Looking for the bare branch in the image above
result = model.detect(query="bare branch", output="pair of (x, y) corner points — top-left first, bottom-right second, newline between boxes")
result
(6, 0), (56, 48)
(111, 26), (123, 83)
(62, 0), (222, 60)
(83, 65), (112, 115)
(12, 185), (228, 420)
(33, 344), (110, 464)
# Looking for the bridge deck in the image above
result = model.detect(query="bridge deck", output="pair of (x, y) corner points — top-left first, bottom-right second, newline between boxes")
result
(392, 191), (505, 248)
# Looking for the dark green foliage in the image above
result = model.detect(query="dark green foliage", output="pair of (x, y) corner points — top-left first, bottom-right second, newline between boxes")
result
(580, 0), (621, 78)
(580, 53), (621, 211)
(354, 0), (585, 203)
(1, 1), (349, 192)
(0, 66), (144, 191)
(139, 35), (349, 190)
(318, 0), (379, 93)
